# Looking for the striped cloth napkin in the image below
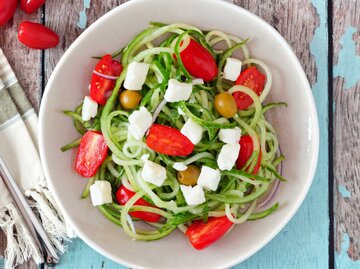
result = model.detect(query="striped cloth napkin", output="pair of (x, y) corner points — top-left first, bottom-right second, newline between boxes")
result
(0, 49), (71, 269)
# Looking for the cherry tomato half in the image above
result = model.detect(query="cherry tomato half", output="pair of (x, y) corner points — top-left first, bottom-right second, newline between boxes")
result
(185, 216), (233, 250)
(232, 67), (266, 110)
(180, 38), (218, 82)
(75, 131), (108, 178)
(236, 135), (261, 174)
(18, 21), (59, 49)
(90, 54), (122, 105)
(116, 185), (161, 223)
(146, 124), (194, 156)
(20, 0), (46, 14)
(0, 0), (17, 26)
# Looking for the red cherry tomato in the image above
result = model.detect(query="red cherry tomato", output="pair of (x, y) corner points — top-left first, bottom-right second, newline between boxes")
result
(90, 54), (122, 105)
(236, 135), (261, 174)
(20, 0), (46, 14)
(75, 131), (108, 178)
(179, 38), (218, 82)
(0, 0), (17, 26)
(18, 21), (59, 49)
(116, 185), (161, 222)
(185, 216), (233, 250)
(232, 67), (266, 110)
(146, 124), (194, 156)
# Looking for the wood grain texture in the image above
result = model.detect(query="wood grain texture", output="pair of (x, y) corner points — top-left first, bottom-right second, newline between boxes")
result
(0, 6), (42, 111)
(333, 0), (360, 261)
(0, 6), (41, 269)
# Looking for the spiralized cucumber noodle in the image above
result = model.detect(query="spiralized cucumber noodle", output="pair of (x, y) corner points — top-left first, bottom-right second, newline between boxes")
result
(63, 22), (286, 242)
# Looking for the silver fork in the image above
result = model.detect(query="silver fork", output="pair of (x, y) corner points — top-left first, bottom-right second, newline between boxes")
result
(0, 157), (59, 266)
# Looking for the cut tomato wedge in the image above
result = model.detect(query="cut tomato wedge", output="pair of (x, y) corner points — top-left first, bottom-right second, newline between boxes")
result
(179, 38), (218, 82)
(185, 216), (233, 250)
(146, 124), (194, 156)
(75, 131), (108, 177)
(90, 54), (122, 105)
(116, 185), (161, 222)
(232, 66), (266, 110)
(236, 135), (261, 174)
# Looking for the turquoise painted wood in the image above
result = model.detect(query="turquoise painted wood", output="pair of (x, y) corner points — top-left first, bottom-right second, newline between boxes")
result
(53, 1), (330, 269)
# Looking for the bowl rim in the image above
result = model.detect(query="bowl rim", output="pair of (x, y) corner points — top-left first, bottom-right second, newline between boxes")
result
(39, 0), (320, 268)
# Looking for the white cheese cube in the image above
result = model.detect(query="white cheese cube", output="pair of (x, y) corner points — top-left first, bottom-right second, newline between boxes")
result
(197, 166), (221, 191)
(90, 181), (112, 206)
(219, 127), (242, 144)
(81, 96), (98, 121)
(173, 162), (187, 171)
(191, 78), (204, 85)
(124, 62), (150, 90)
(224, 57), (242, 81)
(180, 185), (205, 206)
(217, 144), (240, 171)
(180, 118), (203, 145)
(141, 160), (167, 187)
(164, 79), (193, 102)
(128, 106), (152, 140)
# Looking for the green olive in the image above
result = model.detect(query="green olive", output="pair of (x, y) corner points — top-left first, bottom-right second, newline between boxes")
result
(119, 90), (142, 110)
(177, 165), (200, 186)
(214, 92), (237, 118)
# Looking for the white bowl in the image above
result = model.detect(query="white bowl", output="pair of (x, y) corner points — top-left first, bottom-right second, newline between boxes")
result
(39, 0), (319, 268)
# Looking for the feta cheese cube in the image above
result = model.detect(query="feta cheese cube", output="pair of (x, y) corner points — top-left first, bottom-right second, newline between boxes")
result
(219, 127), (242, 144)
(81, 96), (98, 121)
(180, 118), (203, 145)
(217, 143), (240, 171)
(90, 181), (112, 206)
(164, 79), (193, 102)
(128, 106), (152, 140)
(173, 162), (187, 171)
(191, 78), (204, 85)
(180, 185), (205, 206)
(197, 166), (221, 191)
(141, 160), (167, 187)
(224, 57), (242, 81)
(124, 62), (150, 90)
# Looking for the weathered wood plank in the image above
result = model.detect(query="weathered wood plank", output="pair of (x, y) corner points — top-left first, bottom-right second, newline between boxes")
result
(0, 7), (42, 111)
(0, 6), (42, 269)
(333, 0), (360, 265)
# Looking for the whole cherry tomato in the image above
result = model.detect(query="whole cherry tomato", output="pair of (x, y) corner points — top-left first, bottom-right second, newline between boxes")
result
(236, 135), (262, 174)
(0, 0), (17, 26)
(179, 38), (218, 82)
(18, 21), (59, 49)
(116, 185), (161, 222)
(90, 54), (122, 105)
(146, 124), (194, 156)
(185, 216), (233, 250)
(75, 131), (108, 178)
(20, 0), (46, 14)
(232, 67), (266, 110)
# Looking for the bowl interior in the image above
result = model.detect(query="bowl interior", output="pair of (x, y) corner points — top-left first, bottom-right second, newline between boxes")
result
(39, 0), (319, 268)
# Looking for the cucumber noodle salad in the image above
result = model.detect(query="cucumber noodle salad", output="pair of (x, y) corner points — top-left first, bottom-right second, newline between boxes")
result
(62, 22), (286, 250)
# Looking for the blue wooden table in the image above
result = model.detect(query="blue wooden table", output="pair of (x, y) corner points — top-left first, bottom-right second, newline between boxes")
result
(1, 0), (359, 268)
